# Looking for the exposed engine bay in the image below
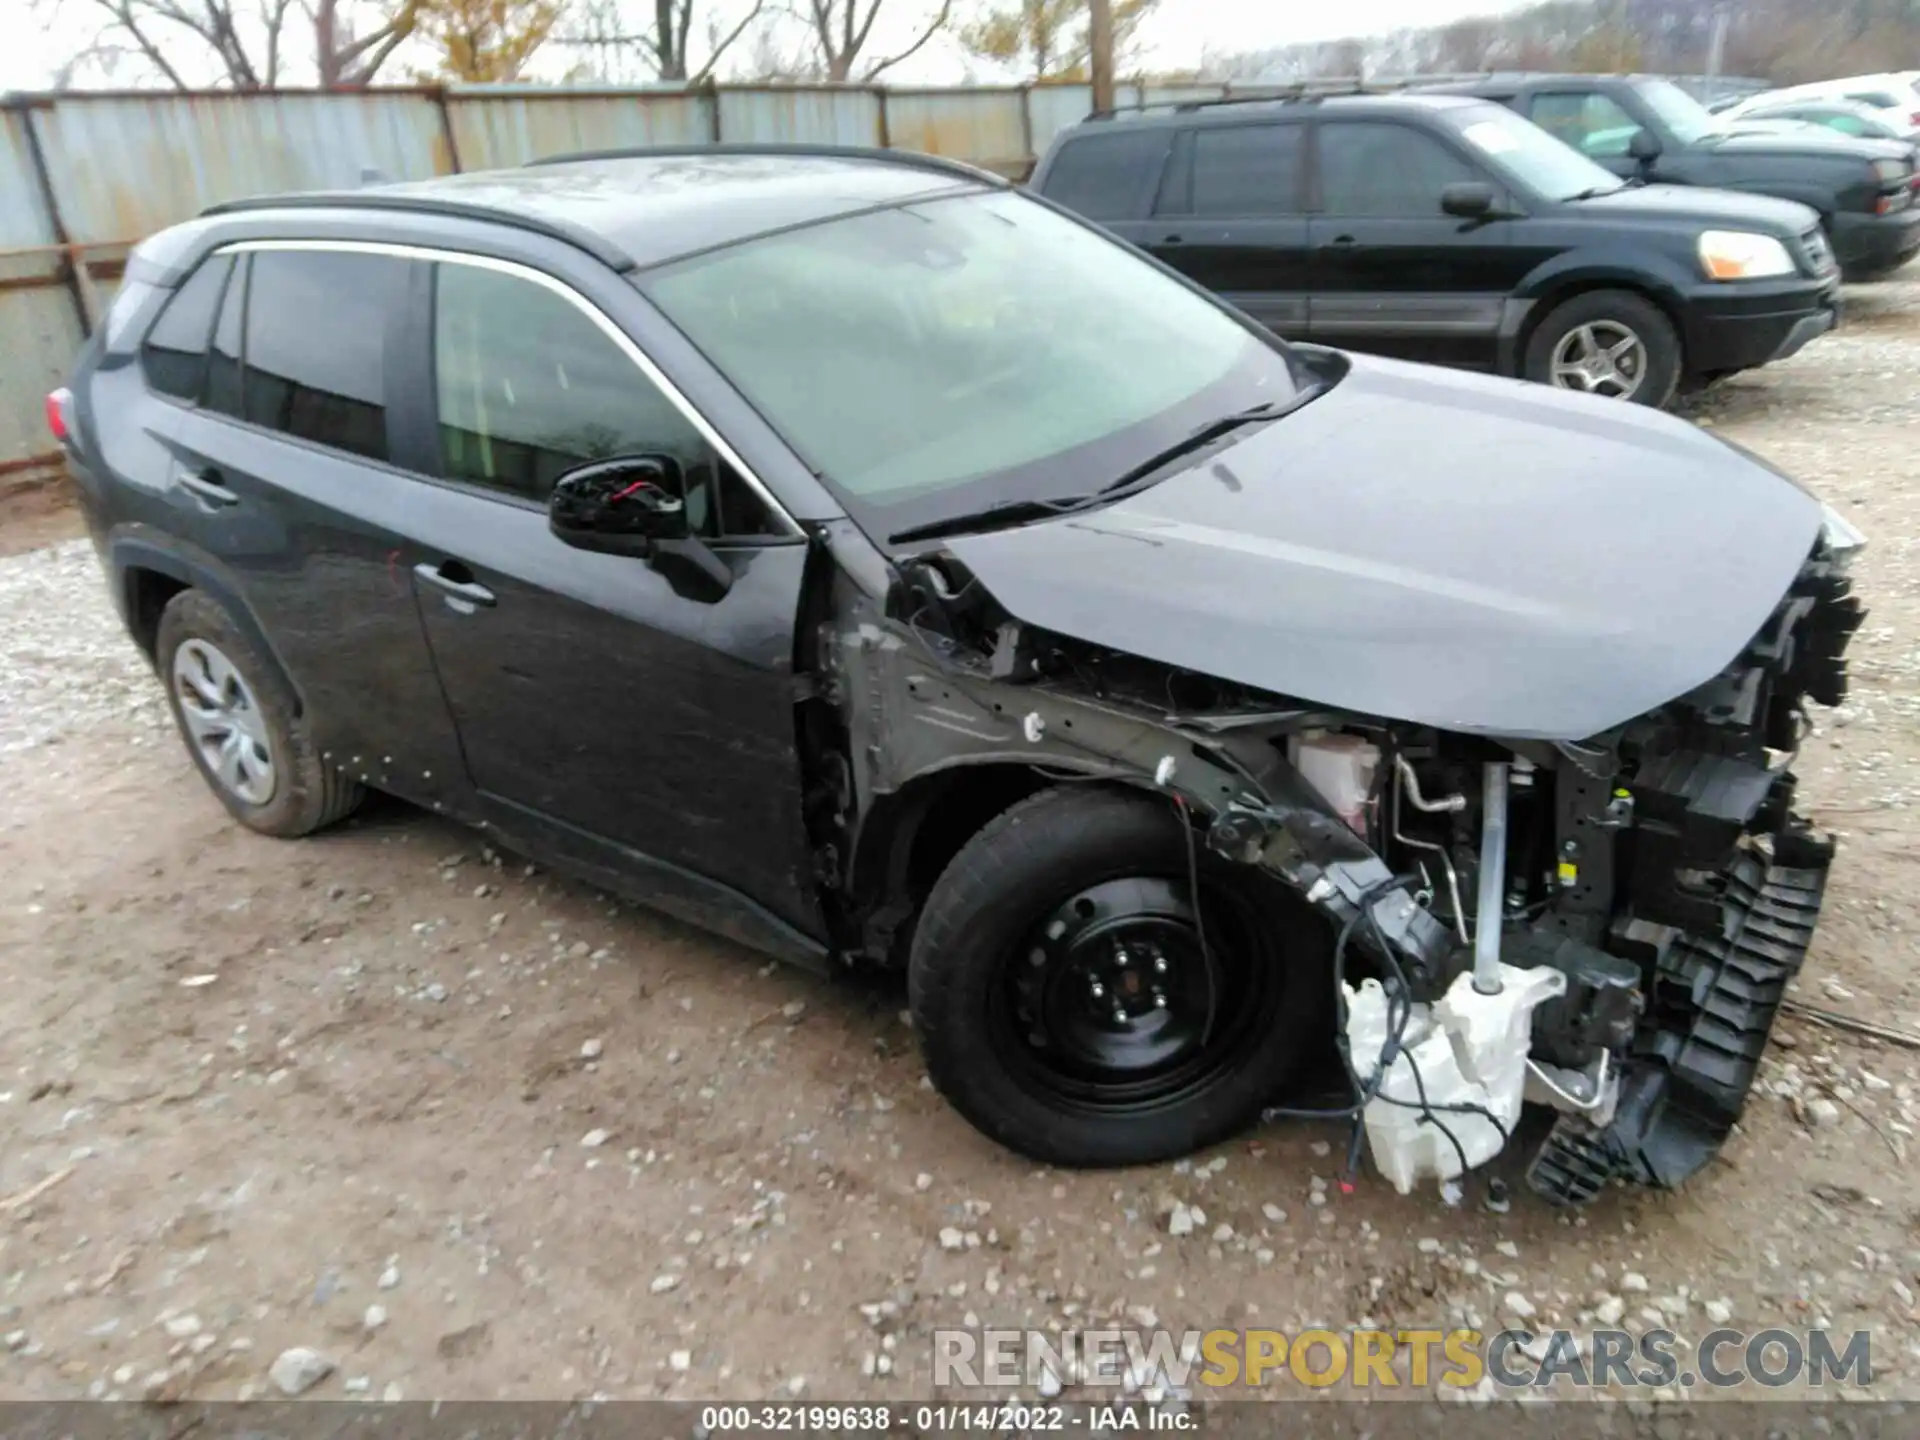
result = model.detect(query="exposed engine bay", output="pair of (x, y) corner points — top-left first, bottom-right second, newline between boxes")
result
(809, 510), (1866, 1205)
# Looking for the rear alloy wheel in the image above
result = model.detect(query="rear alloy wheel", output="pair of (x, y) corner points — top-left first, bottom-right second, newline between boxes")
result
(156, 589), (363, 838)
(1525, 289), (1680, 407)
(910, 787), (1330, 1167)
(172, 638), (277, 806)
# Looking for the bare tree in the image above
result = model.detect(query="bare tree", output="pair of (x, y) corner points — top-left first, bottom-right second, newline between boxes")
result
(955, 0), (1157, 82)
(647, 0), (767, 78)
(1200, 0), (1920, 89)
(555, 0), (767, 83)
(312, 0), (424, 84)
(797, 0), (952, 82)
(63, 0), (422, 88)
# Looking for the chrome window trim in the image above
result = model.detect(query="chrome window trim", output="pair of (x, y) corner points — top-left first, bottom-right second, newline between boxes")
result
(214, 237), (805, 538)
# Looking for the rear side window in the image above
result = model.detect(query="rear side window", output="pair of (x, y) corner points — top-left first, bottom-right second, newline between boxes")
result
(141, 254), (233, 402)
(244, 250), (407, 463)
(1041, 131), (1171, 220)
(1188, 125), (1305, 216)
(1846, 91), (1900, 109)
(1318, 123), (1479, 216)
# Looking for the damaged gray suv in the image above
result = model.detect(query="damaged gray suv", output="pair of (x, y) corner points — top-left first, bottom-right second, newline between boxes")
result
(57, 145), (1866, 1206)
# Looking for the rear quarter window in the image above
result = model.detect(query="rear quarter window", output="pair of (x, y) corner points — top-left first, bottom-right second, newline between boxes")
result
(140, 254), (233, 402)
(1039, 129), (1173, 220)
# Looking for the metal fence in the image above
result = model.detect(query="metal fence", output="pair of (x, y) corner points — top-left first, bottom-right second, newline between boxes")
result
(0, 73), (1768, 485)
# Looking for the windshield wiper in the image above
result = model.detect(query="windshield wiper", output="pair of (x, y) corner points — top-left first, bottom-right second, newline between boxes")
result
(1097, 399), (1288, 497)
(888, 400), (1293, 546)
(1566, 185), (1621, 200)
(889, 494), (1092, 545)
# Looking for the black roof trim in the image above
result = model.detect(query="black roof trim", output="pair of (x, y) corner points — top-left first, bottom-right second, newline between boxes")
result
(1087, 82), (1392, 120)
(198, 190), (636, 272)
(525, 142), (1007, 189)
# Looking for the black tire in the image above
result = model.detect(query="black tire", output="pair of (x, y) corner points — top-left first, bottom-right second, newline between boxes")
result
(909, 786), (1332, 1167)
(1523, 289), (1681, 408)
(156, 589), (363, 838)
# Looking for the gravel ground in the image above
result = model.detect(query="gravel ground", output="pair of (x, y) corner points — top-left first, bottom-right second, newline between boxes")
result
(4, 278), (1920, 1412)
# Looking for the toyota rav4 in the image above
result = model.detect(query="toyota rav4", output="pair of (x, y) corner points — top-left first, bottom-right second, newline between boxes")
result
(53, 146), (1866, 1204)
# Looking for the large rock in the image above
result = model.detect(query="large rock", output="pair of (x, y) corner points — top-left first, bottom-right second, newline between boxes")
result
(269, 1347), (334, 1396)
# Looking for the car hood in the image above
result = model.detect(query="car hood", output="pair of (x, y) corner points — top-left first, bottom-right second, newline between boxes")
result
(942, 354), (1823, 742)
(1701, 126), (1910, 162)
(1571, 181), (1819, 232)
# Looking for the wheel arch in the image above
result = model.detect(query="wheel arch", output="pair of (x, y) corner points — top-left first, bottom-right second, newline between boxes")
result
(847, 761), (1078, 963)
(110, 535), (304, 709)
(1506, 261), (1692, 379)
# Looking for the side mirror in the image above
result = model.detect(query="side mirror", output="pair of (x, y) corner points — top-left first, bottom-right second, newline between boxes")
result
(549, 456), (689, 557)
(1627, 128), (1663, 164)
(547, 455), (732, 603)
(1440, 181), (1497, 219)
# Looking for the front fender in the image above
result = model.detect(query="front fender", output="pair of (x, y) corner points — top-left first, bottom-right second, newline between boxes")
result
(1500, 251), (1699, 374)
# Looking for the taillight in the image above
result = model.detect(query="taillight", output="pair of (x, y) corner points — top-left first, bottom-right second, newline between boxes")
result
(45, 387), (71, 444)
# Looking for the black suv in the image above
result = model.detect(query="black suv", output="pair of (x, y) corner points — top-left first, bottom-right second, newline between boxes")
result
(1032, 93), (1838, 406)
(55, 146), (1865, 1204)
(1422, 74), (1920, 280)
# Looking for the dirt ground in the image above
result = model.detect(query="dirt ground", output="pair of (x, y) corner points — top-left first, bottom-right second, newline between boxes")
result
(4, 278), (1920, 1413)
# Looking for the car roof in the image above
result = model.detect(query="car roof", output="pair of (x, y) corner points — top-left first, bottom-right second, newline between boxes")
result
(1416, 73), (1700, 94)
(198, 146), (997, 272)
(1065, 91), (1489, 134)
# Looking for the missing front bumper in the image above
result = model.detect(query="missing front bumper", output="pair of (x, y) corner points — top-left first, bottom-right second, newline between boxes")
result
(1526, 828), (1832, 1206)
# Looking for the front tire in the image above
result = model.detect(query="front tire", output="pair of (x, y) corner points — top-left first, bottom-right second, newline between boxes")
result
(1524, 289), (1680, 407)
(909, 786), (1331, 1167)
(156, 589), (363, 838)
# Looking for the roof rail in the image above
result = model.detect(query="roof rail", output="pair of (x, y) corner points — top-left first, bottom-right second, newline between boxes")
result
(198, 190), (636, 271)
(526, 143), (1007, 188)
(1085, 79), (1401, 121)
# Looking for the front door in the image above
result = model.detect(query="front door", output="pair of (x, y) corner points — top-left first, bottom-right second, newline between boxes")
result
(1143, 122), (1312, 336)
(403, 257), (823, 941)
(1525, 89), (1664, 182)
(1306, 119), (1519, 371)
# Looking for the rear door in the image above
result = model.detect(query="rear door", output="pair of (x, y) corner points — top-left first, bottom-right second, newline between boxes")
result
(162, 244), (469, 812)
(1306, 119), (1517, 369)
(401, 255), (823, 940)
(1143, 122), (1310, 334)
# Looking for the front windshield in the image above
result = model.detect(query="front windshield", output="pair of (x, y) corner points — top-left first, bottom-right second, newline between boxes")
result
(641, 190), (1300, 539)
(1450, 102), (1624, 200)
(1636, 78), (1720, 144)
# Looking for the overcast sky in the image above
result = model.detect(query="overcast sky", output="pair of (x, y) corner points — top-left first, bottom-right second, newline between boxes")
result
(5, 0), (1544, 91)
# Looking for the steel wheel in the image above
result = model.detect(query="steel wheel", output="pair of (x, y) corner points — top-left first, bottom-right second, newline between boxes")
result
(171, 637), (277, 806)
(1549, 320), (1646, 398)
(990, 873), (1282, 1116)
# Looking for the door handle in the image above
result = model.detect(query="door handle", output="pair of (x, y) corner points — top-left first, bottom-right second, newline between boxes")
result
(179, 469), (238, 507)
(1324, 234), (1359, 249)
(413, 561), (496, 609)
(1159, 233), (1185, 245)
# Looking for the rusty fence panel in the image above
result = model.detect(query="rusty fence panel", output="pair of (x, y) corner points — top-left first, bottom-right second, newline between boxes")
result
(0, 102), (79, 485)
(445, 87), (715, 168)
(29, 89), (449, 243)
(715, 86), (882, 146)
(883, 88), (1029, 175)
